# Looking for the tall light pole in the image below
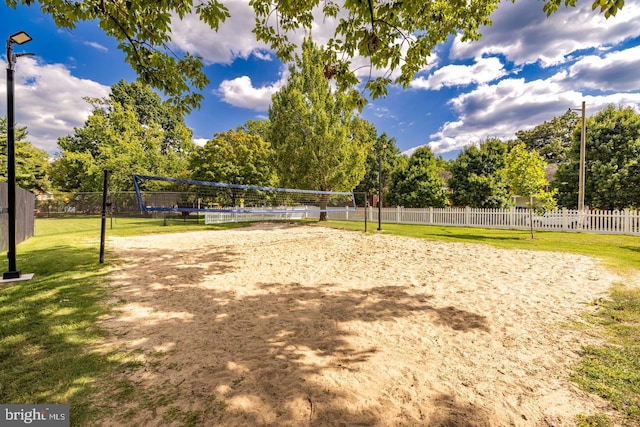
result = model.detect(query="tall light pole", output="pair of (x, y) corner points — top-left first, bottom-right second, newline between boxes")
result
(3, 31), (33, 280)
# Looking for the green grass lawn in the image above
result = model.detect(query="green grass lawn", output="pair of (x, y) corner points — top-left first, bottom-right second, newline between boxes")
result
(1, 217), (638, 426)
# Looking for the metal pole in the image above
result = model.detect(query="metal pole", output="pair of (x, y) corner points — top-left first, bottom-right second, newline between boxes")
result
(578, 101), (586, 212)
(3, 41), (19, 279)
(377, 152), (382, 231)
(364, 191), (368, 233)
(99, 170), (110, 264)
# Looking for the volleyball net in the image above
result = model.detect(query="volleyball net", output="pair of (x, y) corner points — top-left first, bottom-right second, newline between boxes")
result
(132, 174), (356, 223)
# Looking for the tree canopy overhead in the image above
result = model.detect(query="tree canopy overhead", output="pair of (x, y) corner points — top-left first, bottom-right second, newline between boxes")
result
(6, 0), (626, 112)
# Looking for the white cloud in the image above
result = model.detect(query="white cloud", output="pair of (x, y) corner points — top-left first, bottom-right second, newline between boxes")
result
(366, 105), (398, 120)
(425, 72), (640, 155)
(193, 137), (208, 147)
(392, 0), (640, 156)
(217, 74), (285, 111)
(410, 56), (507, 90)
(451, 0), (640, 67)
(83, 41), (108, 52)
(170, 0), (271, 64)
(566, 44), (640, 92)
(0, 57), (110, 155)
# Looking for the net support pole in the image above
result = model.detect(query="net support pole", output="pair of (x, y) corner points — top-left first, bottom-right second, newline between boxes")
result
(99, 169), (110, 264)
(364, 192), (368, 233)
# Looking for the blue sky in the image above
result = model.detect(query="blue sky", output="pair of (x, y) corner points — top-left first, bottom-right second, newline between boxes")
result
(1, 0), (640, 160)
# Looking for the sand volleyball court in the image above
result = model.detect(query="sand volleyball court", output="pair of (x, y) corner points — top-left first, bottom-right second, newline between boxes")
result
(100, 223), (620, 426)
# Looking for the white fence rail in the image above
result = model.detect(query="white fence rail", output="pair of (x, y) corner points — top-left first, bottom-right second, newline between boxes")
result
(204, 206), (319, 224)
(328, 207), (640, 235)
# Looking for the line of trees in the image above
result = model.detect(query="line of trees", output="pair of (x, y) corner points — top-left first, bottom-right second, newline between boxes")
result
(3, 41), (640, 214)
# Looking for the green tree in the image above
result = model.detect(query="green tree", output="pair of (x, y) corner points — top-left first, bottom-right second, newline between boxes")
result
(268, 38), (372, 220)
(448, 138), (510, 208)
(514, 110), (579, 164)
(506, 143), (557, 237)
(387, 147), (449, 208)
(236, 119), (270, 142)
(554, 105), (640, 210)
(189, 129), (277, 187)
(109, 80), (194, 155)
(1, 118), (51, 193)
(51, 98), (190, 192)
(6, 0), (625, 111)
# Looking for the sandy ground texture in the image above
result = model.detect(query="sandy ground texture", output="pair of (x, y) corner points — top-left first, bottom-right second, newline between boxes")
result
(98, 223), (622, 427)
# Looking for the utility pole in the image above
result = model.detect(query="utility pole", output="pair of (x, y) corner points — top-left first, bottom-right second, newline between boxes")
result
(578, 101), (586, 212)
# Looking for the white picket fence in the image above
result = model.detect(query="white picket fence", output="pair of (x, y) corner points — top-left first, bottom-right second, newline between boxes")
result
(204, 206), (317, 224)
(328, 207), (640, 235)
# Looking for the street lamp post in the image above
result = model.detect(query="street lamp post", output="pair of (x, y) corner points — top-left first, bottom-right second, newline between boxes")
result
(3, 31), (33, 280)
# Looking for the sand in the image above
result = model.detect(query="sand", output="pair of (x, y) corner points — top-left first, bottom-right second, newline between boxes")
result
(99, 223), (621, 426)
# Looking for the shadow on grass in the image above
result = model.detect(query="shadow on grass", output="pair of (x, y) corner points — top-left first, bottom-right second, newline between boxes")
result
(0, 245), (122, 425)
(621, 245), (640, 255)
(426, 232), (528, 243)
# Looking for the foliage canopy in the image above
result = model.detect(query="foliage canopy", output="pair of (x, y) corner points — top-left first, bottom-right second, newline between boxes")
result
(189, 129), (277, 187)
(5, 0), (627, 111)
(50, 82), (194, 192)
(387, 146), (449, 208)
(448, 138), (510, 208)
(0, 118), (51, 193)
(554, 105), (640, 210)
(268, 38), (372, 198)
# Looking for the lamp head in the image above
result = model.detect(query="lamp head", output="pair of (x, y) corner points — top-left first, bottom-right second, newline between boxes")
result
(9, 31), (32, 45)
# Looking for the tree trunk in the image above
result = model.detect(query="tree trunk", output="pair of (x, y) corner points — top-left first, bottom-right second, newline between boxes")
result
(319, 194), (329, 221)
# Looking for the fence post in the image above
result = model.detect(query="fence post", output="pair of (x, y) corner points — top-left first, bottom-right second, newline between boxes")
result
(623, 209), (630, 234)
